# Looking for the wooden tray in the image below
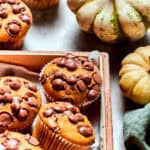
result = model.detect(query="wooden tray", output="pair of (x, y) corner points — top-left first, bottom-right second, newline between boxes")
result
(0, 51), (113, 150)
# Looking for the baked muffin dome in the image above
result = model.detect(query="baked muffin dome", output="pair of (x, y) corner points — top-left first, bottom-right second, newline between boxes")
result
(0, 76), (41, 132)
(33, 102), (95, 150)
(0, 0), (32, 49)
(0, 130), (42, 149)
(40, 53), (101, 108)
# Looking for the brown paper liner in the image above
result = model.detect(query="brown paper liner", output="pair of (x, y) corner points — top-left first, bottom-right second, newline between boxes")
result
(22, 0), (58, 9)
(33, 117), (89, 150)
(0, 39), (23, 50)
(45, 92), (99, 111)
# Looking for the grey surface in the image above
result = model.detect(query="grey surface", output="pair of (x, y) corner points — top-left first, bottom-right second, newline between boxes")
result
(21, 0), (150, 150)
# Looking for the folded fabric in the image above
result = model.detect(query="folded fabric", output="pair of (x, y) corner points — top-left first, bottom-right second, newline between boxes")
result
(124, 104), (150, 150)
(0, 63), (39, 79)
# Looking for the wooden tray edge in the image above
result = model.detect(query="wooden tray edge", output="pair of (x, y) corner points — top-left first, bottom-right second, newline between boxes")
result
(100, 52), (113, 150)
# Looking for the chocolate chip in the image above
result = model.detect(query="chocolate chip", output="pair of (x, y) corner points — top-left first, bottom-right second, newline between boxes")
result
(0, 6), (8, 18)
(24, 92), (37, 100)
(75, 113), (84, 121)
(61, 97), (74, 103)
(6, 21), (21, 37)
(80, 75), (91, 84)
(54, 71), (65, 80)
(11, 102), (20, 113)
(66, 76), (77, 84)
(77, 125), (93, 137)
(12, 3), (25, 14)
(48, 118), (58, 130)
(64, 110), (73, 117)
(28, 97), (38, 107)
(7, 0), (16, 4)
(76, 80), (86, 92)
(28, 136), (39, 146)
(18, 109), (28, 120)
(24, 82), (37, 92)
(43, 108), (55, 118)
(3, 93), (13, 102)
(39, 74), (47, 85)
(88, 89), (99, 100)
(52, 79), (65, 90)
(83, 62), (94, 71)
(53, 105), (66, 113)
(13, 96), (22, 103)
(66, 53), (75, 59)
(65, 86), (72, 95)
(66, 59), (77, 71)
(93, 72), (101, 84)
(0, 112), (12, 127)
(18, 14), (31, 25)
(69, 113), (84, 124)
(57, 58), (66, 67)
(0, 88), (5, 95)
(2, 138), (20, 150)
(4, 78), (21, 90)
(79, 57), (88, 64)
(0, 87), (11, 95)
(92, 84), (100, 92)
(65, 104), (79, 113)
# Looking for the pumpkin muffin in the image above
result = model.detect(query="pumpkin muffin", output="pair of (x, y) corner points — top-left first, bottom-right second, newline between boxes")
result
(22, 0), (58, 9)
(33, 102), (95, 150)
(0, 0), (32, 49)
(39, 53), (101, 108)
(0, 130), (42, 149)
(0, 76), (41, 133)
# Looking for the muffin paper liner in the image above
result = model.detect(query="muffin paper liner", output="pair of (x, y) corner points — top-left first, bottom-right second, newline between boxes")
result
(0, 39), (23, 50)
(33, 117), (89, 150)
(45, 92), (99, 111)
(22, 0), (58, 9)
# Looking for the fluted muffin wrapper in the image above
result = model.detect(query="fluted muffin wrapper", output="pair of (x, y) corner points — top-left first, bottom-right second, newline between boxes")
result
(45, 92), (99, 111)
(33, 117), (89, 150)
(0, 39), (23, 50)
(22, 0), (58, 9)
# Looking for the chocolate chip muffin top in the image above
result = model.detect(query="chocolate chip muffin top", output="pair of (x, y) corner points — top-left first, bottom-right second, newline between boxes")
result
(39, 102), (95, 145)
(0, 0), (32, 42)
(0, 76), (41, 132)
(40, 53), (101, 107)
(0, 130), (42, 149)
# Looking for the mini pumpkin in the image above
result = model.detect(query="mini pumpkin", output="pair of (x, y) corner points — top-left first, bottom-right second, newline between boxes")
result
(67, 0), (150, 43)
(119, 46), (150, 105)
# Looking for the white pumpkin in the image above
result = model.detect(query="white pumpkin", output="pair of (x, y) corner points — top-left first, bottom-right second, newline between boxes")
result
(67, 0), (150, 43)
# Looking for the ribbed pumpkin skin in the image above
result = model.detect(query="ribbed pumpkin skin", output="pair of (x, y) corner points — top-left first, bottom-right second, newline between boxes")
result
(67, 0), (150, 43)
(119, 46), (150, 105)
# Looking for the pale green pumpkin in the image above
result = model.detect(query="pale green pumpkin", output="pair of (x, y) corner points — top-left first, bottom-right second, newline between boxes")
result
(67, 0), (150, 43)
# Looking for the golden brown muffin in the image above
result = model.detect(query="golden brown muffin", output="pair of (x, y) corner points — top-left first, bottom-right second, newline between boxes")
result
(0, 76), (41, 133)
(22, 0), (58, 9)
(0, 130), (42, 149)
(40, 53), (101, 108)
(33, 102), (95, 150)
(0, 0), (32, 49)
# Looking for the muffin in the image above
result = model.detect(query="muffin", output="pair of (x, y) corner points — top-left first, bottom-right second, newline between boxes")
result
(0, 130), (42, 149)
(0, 76), (41, 133)
(0, 0), (32, 49)
(40, 53), (101, 108)
(22, 0), (58, 9)
(33, 102), (95, 150)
